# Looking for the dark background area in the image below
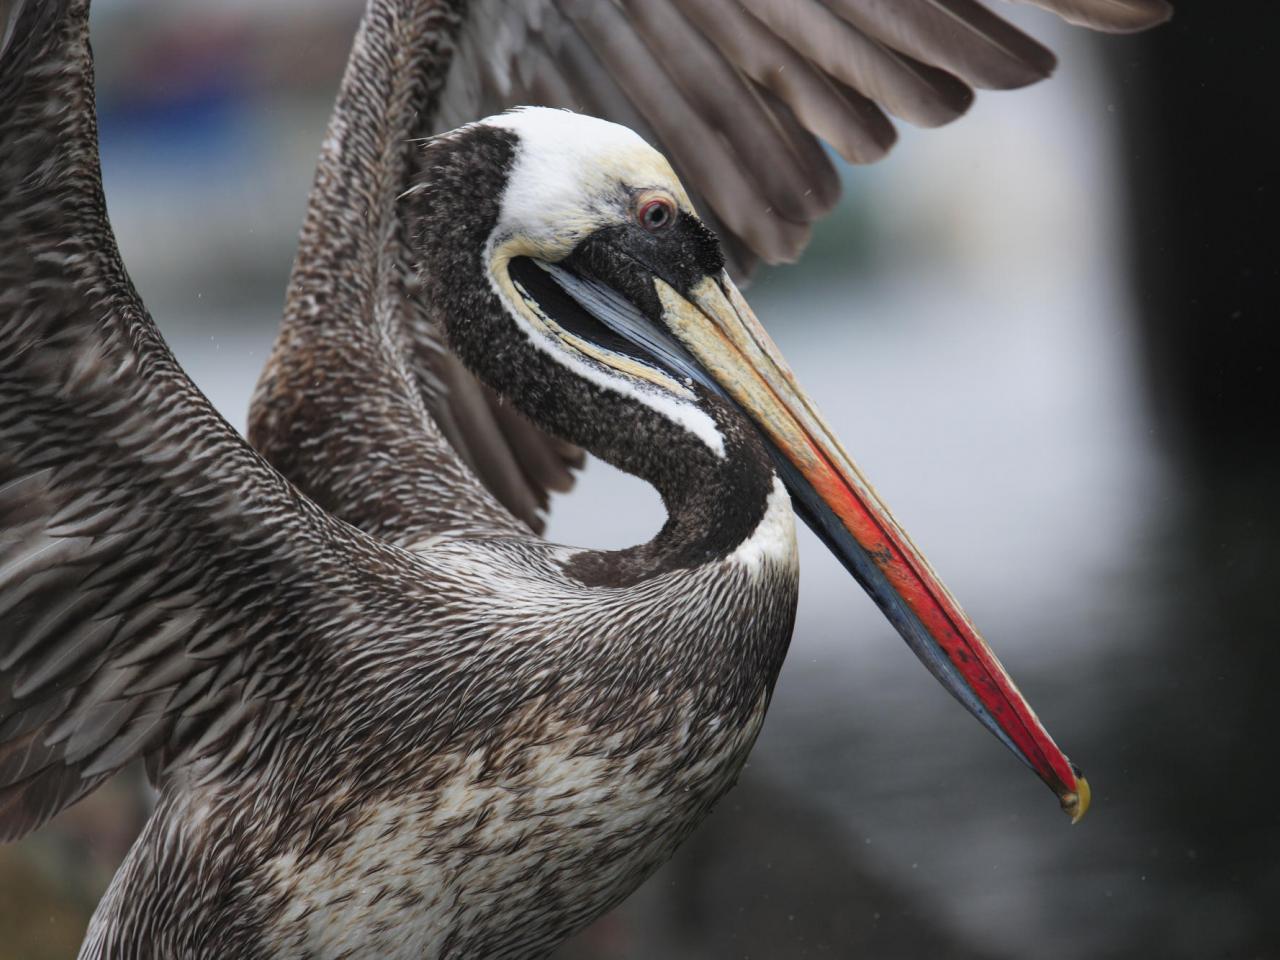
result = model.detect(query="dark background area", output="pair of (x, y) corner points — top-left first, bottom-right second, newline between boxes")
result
(1100, 5), (1280, 954)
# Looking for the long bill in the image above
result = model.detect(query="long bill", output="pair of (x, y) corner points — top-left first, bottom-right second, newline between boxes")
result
(656, 273), (1090, 823)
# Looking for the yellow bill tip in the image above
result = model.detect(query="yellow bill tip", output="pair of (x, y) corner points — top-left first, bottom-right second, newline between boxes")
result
(1059, 774), (1092, 824)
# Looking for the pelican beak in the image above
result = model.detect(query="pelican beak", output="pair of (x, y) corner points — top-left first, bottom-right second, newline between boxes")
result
(658, 272), (1089, 823)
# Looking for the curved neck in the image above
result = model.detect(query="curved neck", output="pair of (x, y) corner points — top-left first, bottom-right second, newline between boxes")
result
(562, 398), (778, 586)
(409, 128), (777, 585)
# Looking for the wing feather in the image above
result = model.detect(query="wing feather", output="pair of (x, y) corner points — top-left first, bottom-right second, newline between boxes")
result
(736, 0), (976, 128)
(674, 0), (898, 166)
(1014, 0), (1172, 33)
(0, 0), (430, 841)
(561, 1), (814, 261)
(827, 0), (1057, 89)
(620, 0), (838, 226)
(432, 0), (1170, 275)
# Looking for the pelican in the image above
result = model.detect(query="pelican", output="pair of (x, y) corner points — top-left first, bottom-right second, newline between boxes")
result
(1, 0), (1168, 956)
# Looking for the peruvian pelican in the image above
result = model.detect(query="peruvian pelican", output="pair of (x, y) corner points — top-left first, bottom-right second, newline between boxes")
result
(0, 0), (1168, 956)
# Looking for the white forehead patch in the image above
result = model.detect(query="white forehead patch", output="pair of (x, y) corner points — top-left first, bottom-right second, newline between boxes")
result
(487, 106), (650, 163)
(483, 107), (681, 252)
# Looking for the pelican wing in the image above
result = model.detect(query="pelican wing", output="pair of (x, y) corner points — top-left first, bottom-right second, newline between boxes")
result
(438, 0), (1170, 273)
(0, 0), (437, 841)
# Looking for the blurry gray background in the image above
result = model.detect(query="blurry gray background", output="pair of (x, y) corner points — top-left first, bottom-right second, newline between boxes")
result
(2, 2), (1275, 959)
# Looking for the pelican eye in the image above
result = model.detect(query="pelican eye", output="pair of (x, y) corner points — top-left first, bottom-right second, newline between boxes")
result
(637, 197), (675, 232)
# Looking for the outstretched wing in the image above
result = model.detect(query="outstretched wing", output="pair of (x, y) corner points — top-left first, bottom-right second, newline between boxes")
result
(441, 0), (1170, 274)
(250, 0), (1170, 544)
(0, 0), (428, 841)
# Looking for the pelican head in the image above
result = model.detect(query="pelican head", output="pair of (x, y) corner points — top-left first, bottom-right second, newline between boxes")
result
(410, 106), (1088, 821)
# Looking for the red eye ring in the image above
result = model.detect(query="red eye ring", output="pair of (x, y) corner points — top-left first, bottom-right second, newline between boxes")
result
(637, 197), (675, 232)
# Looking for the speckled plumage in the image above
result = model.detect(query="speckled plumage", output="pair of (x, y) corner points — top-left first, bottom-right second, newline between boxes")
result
(1, 0), (1166, 955)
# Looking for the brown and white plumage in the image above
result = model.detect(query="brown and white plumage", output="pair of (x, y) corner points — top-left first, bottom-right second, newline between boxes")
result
(2, 0), (1162, 956)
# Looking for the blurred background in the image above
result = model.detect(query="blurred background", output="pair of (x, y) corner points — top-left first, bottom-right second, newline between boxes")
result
(2, 2), (1276, 958)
